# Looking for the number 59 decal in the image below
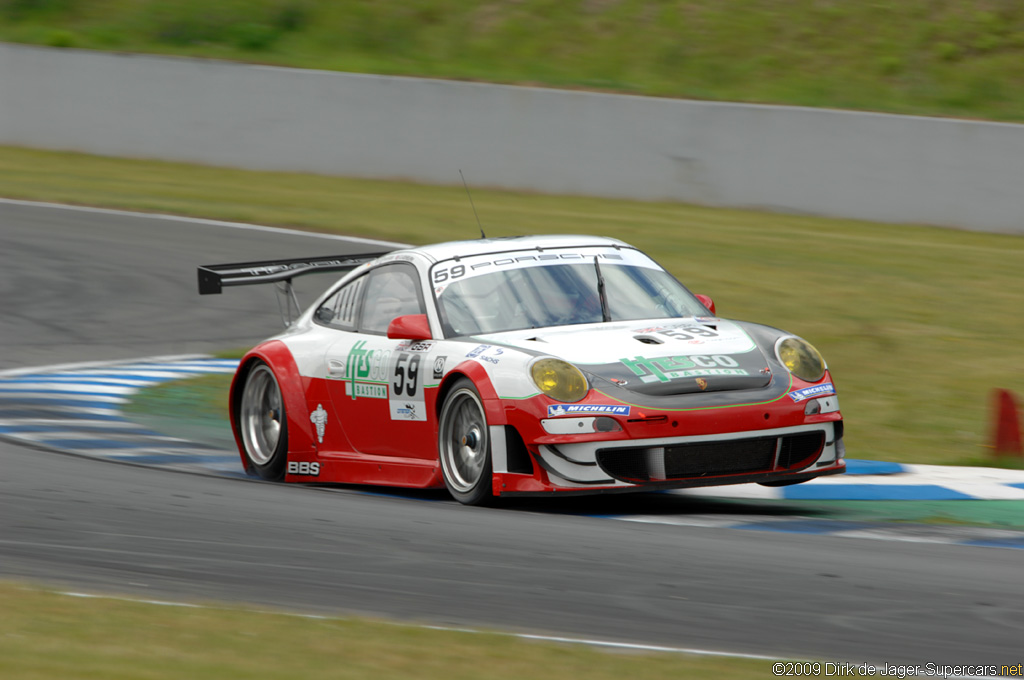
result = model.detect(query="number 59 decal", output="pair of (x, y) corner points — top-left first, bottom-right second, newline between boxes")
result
(390, 352), (427, 421)
(393, 353), (421, 397)
(432, 264), (466, 284)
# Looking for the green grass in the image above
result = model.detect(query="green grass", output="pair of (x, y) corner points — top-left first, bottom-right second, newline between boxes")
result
(0, 582), (780, 680)
(4, 144), (1024, 467)
(3, 0), (1024, 121)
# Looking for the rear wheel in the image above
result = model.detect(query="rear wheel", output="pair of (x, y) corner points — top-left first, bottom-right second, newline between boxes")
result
(438, 379), (493, 505)
(239, 361), (288, 481)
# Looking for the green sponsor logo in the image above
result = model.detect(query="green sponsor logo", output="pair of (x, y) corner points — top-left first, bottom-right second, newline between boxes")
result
(346, 382), (388, 399)
(346, 341), (391, 399)
(620, 355), (748, 383)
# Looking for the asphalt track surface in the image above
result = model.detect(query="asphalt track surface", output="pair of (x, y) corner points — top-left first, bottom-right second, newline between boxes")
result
(2, 201), (1023, 667)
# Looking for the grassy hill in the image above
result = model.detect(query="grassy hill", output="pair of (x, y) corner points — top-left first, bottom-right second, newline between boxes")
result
(3, 0), (1024, 122)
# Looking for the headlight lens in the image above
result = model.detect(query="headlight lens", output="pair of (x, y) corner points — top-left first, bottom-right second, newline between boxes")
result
(776, 337), (826, 383)
(530, 358), (588, 403)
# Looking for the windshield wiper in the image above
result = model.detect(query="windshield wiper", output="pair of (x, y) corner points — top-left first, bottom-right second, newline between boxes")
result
(594, 256), (611, 322)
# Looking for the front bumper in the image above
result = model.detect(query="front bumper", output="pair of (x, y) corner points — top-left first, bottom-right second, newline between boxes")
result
(492, 420), (845, 495)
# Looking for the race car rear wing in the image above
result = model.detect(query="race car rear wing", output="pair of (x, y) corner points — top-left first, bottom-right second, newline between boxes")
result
(197, 251), (391, 295)
(197, 251), (392, 326)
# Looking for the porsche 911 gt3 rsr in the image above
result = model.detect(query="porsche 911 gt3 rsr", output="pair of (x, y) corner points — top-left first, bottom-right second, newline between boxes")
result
(198, 235), (844, 505)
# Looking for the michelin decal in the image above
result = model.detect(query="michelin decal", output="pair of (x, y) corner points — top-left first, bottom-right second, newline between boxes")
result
(547, 404), (631, 417)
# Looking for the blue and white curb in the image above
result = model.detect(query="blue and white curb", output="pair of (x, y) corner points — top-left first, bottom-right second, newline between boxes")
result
(669, 461), (1024, 501)
(0, 355), (240, 473)
(608, 512), (1024, 551)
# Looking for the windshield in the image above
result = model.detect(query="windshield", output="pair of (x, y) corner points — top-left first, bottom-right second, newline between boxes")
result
(433, 248), (710, 337)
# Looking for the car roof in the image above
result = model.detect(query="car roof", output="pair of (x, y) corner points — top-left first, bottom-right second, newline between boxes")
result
(394, 234), (633, 263)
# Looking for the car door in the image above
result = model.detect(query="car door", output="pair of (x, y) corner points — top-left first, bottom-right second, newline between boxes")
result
(323, 262), (437, 459)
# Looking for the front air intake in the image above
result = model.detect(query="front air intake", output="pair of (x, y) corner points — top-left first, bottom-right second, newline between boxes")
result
(777, 432), (826, 470)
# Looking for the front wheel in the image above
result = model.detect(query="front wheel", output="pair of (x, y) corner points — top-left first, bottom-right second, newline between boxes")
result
(438, 379), (493, 505)
(238, 361), (288, 481)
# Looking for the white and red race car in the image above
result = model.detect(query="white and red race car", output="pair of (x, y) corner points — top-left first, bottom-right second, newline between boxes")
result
(199, 235), (844, 505)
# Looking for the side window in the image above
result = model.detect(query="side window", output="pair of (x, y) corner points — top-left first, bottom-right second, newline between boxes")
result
(314, 276), (366, 331)
(359, 263), (425, 335)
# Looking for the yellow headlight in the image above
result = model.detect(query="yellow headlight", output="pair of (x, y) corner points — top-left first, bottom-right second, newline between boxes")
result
(530, 358), (588, 403)
(776, 337), (826, 383)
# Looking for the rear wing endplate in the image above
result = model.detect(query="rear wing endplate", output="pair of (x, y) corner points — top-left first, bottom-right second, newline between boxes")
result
(197, 251), (392, 295)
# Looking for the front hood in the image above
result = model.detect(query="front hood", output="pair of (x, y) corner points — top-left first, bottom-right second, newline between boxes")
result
(477, 318), (774, 397)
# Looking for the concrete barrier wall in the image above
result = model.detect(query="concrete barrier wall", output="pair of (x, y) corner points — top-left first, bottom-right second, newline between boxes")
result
(3, 42), (1023, 233)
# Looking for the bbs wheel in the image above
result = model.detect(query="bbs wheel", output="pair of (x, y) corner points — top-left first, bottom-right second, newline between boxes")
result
(438, 378), (493, 505)
(239, 361), (288, 481)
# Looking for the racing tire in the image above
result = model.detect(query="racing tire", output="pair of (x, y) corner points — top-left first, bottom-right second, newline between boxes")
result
(238, 361), (288, 481)
(438, 378), (493, 506)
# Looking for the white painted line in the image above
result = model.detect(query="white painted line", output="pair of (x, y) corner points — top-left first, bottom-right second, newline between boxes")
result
(55, 587), (1000, 676)
(54, 589), (778, 661)
(0, 198), (410, 248)
(614, 515), (743, 530)
(62, 591), (203, 608)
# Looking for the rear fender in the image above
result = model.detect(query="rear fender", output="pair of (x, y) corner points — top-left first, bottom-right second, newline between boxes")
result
(230, 341), (317, 471)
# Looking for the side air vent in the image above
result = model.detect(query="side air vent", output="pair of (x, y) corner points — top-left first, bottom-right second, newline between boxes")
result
(503, 426), (534, 475)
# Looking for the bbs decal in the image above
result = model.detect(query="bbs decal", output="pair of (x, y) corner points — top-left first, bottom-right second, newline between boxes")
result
(287, 461), (320, 476)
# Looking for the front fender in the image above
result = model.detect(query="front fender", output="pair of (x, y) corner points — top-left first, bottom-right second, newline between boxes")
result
(436, 360), (507, 425)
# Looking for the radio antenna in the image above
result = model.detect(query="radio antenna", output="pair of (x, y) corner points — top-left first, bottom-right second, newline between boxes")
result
(459, 169), (486, 239)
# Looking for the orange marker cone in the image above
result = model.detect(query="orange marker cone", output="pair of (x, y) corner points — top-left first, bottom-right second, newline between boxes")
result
(992, 389), (1023, 457)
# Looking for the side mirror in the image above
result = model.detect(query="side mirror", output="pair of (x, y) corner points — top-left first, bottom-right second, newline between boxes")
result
(386, 314), (432, 341)
(695, 294), (716, 316)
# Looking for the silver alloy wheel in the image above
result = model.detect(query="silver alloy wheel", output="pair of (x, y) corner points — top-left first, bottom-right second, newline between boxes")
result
(439, 386), (489, 494)
(240, 364), (284, 466)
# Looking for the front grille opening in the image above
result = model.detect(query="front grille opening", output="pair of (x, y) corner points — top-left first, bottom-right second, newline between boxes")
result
(596, 430), (827, 483)
(666, 438), (776, 477)
(597, 437), (776, 483)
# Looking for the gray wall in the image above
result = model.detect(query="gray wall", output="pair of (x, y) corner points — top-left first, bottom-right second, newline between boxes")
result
(3, 42), (1023, 233)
